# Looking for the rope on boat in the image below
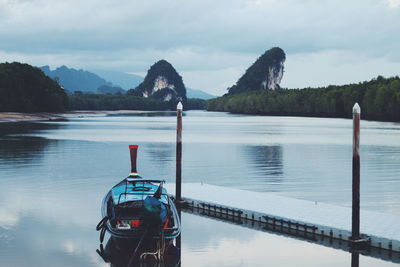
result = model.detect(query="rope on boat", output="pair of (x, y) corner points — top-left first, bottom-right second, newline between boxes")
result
(127, 226), (150, 267)
(139, 227), (166, 262)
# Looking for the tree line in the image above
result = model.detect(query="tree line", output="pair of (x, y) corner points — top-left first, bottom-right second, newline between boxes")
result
(3, 61), (398, 122)
(0, 62), (205, 112)
(206, 76), (400, 122)
(0, 62), (68, 112)
(69, 93), (205, 111)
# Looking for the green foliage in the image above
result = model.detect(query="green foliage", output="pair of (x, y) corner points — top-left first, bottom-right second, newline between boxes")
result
(0, 62), (68, 112)
(206, 76), (400, 122)
(185, 98), (206, 110)
(97, 84), (125, 94)
(69, 94), (169, 110)
(69, 93), (205, 111)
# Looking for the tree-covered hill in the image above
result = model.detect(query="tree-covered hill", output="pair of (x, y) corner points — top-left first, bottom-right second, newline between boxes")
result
(207, 76), (400, 122)
(0, 62), (68, 112)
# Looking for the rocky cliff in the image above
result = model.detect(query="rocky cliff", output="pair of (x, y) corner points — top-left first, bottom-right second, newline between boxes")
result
(228, 47), (286, 95)
(129, 60), (186, 102)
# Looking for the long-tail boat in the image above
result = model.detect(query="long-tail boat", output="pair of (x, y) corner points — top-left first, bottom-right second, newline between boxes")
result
(96, 145), (181, 262)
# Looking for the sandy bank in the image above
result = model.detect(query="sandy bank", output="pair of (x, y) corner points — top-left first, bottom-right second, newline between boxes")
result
(0, 110), (146, 123)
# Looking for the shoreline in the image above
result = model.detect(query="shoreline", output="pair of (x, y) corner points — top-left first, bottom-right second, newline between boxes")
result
(0, 110), (146, 123)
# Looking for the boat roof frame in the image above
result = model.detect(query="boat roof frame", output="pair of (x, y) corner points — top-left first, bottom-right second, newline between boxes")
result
(126, 178), (165, 184)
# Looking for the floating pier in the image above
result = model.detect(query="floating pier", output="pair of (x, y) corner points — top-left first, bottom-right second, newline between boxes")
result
(169, 102), (400, 263)
(166, 183), (400, 255)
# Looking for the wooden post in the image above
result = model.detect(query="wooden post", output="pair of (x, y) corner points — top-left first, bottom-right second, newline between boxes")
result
(176, 102), (183, 203)
(352, 103), (361, 241)
(351, 251), (359, 267)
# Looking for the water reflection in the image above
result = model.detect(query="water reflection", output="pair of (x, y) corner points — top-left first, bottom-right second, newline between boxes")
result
(0, 136), (52, 165)
(180, 213), (400, 267)
(245, 145), (283, 178)
(0, 122), (63, 166)
(1, 112), (400, 266)
(182, 203), (400, 266)
(108, 112), (177, 117)
(0, 122), (63, 137)
(0, 212), (103, 267)
(97, 237), (180, 267)
(144, 143), (174, 170)
(96, 204), (182, 267)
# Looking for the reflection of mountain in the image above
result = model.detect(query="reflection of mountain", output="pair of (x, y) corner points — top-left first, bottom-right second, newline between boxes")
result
(245, 145), (283, 180)
(0, 122), (62, 165)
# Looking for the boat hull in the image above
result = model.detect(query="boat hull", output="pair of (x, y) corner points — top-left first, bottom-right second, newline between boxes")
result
(100, 179), (181, 240)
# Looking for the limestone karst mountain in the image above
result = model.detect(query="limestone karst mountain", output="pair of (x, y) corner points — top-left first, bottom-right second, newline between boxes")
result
(228, 47), (286, 95)
(128, 60), (186, 103)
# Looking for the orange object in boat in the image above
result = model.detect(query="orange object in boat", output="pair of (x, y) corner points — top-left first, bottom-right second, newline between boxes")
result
(163, 217), (169, 229)
(131, 219), (141, 227)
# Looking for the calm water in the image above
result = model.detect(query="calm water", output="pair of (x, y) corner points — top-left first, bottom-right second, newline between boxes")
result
(0, 110), (399, 266)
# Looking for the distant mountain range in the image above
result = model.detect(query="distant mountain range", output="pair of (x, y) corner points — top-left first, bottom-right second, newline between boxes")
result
(186, 88), (215, 99)
(39, 65), (215, 99)
(40, 65), (112, 93)
(90, 69), (143, 90)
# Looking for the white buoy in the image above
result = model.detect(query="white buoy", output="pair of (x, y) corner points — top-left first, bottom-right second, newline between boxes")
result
(353, 103), (361, 114)
(177, 101), (183, 110)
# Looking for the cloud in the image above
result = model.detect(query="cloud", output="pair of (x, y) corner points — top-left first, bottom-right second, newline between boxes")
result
(182, 67), (246, 96)
(281, 49), (400, 89)
(386, 0), (400, 8)
(0, 0), (399, 94)
(0, 206), (19, 229)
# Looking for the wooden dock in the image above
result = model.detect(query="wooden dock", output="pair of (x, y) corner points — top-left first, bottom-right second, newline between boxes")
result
(165, 183), (400, 254)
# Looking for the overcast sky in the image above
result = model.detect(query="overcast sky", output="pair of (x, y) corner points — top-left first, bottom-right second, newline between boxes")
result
(1, 0), (400, 95)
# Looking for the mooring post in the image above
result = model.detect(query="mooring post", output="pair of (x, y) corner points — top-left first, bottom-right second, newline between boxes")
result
(351, 103), (361, 241)
(351, 251), (360, 267)
(176, 101), (183, 203)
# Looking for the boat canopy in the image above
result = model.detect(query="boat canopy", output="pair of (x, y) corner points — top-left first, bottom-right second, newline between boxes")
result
(111, 179), (168, 205)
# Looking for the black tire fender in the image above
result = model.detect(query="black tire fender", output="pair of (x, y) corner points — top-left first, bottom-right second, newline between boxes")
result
(96, 216), (108, 231)
(100, 226), (106, 243)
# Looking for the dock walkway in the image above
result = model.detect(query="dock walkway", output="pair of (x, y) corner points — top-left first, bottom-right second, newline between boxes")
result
(165, 183), (400, 252)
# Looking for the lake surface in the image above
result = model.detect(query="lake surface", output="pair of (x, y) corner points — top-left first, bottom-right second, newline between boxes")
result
(0, 110), (399, 266)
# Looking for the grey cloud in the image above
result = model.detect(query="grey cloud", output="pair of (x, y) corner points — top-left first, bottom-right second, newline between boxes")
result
(1, 0), (398, 54)
(1, 0), (400, 93)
